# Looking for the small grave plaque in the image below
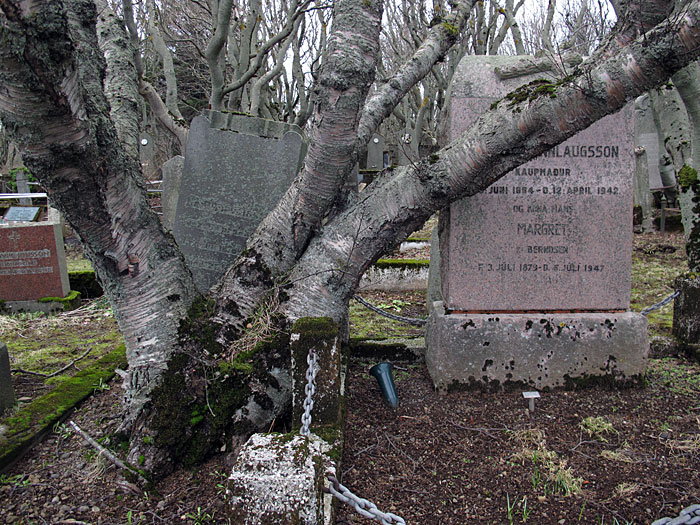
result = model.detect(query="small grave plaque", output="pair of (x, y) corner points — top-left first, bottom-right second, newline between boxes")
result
(4, 206), (40, 222)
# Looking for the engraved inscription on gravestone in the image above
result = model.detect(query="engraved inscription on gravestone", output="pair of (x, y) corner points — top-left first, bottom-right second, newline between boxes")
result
(440, 55), (634, 312)
(0, 209), (70, 301)
(173, 112), (305, 292)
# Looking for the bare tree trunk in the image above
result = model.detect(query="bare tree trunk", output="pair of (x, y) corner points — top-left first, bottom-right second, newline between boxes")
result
(0, 0), (200, 469)
(672, 63), (700, 270)
(123, 0), (188, 152)
(145, 0), (183, 120)
(96, 0), (140, 160)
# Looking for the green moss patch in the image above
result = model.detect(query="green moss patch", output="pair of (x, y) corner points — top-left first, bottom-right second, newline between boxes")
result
(38, 290), (81, 311)
(0, 345), (126, 471)
(373, 258), (429, 270)
(678, 165), (698, 189)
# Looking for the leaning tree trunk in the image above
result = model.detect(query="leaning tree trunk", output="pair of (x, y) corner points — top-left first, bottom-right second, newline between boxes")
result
(0, 0), (201, 471)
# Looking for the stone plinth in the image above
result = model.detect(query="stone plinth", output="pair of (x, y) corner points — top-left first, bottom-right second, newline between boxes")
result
(427, 302), (648, 391)
(227, 433), (335, 525)
(427, 55), (646, 390)
(0, 208), (69, 302)
(673, 276), (700, 345)
(0, 343), (14, 414)
(290, 318), (342, 431)
(173, 111), (305, 293)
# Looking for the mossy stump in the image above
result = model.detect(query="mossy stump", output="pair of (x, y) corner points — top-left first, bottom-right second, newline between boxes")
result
(673, 275), (700, 345)
(290, 318), (342, 432)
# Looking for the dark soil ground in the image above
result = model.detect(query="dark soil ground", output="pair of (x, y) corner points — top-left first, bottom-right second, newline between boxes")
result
(1, 230), (698, 524)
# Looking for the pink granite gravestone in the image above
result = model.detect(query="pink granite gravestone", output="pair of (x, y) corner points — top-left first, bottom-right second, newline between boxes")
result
(441, 56), (634, 312)
(426, 56), (648, 391)
(0, 208), (69, 302)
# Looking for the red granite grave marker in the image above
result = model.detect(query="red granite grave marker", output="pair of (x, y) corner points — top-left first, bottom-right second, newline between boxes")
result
(0, 215), (69, 301)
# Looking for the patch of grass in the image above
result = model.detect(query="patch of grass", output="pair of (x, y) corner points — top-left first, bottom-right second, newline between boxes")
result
(667, 435), (700, 454)
(65, 245), (93, 273)
(511, 429), (583, 497)
(599, 449), (634, 463)
(614, 482), (642, 498)
(647, 357), (700, 396)
(1, 297), (121, 378)
(580, 416), (618, 443)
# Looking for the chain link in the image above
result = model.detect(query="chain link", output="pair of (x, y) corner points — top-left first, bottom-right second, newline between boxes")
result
(300, 348), (318, 437)
(325, 475), (406, 525)
(353, 295), (427, 326)
(641, 290), (680, 316)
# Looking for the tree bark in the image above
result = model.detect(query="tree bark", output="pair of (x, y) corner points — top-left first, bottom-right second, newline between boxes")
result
(0, 0), (198, 470)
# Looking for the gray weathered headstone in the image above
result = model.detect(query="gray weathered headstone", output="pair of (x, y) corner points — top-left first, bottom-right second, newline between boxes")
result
(634, 94), (664, 190)
(0, 343), (15, 414)
(366, 134), (385, 170)
(426, 55), (648, 391)
(15, 171), (31, 205)
(173, 111), (305, 292)
(159, 155), (184, 231)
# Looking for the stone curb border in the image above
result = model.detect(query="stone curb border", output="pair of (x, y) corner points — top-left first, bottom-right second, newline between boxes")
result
(0, 345), (126, 472)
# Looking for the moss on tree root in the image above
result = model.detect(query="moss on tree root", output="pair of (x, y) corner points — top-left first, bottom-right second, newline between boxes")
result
(146, 328), (291, 468)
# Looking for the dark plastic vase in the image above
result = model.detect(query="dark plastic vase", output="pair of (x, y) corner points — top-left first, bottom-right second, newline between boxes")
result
(369, 362), (399, 408)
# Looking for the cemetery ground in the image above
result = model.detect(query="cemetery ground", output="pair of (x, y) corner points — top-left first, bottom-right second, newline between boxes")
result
(0, 229), (699, 524)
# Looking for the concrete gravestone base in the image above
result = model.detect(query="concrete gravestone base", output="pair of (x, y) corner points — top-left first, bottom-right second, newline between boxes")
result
(427, 302), (648, 391)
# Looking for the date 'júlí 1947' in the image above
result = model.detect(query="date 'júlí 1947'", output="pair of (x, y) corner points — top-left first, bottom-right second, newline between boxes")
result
(477, 263), (605, 272)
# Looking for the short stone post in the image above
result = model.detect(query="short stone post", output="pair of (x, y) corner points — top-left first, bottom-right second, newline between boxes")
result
(290, 317), (342, 433)
(226, 317), (342, 525)
(673, 276), (700, 351)
(0, 343), (15, 414)
(15, 170), (31, 205)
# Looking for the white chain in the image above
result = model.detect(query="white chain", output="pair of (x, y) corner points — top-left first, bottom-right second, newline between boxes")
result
(300, 348), (318, 437)
(326, 475), (406, 525)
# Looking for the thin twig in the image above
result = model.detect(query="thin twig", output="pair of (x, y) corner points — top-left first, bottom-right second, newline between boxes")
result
(451, 422), (507, 442)
(12, 348), (92, 378)
(69, 421), (149, 485)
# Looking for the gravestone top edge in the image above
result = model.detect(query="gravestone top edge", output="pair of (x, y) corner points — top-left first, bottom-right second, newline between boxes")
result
(450, 54), (572, 100)
(0, 207), (61, 228)
(201, 110), (304, 140)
